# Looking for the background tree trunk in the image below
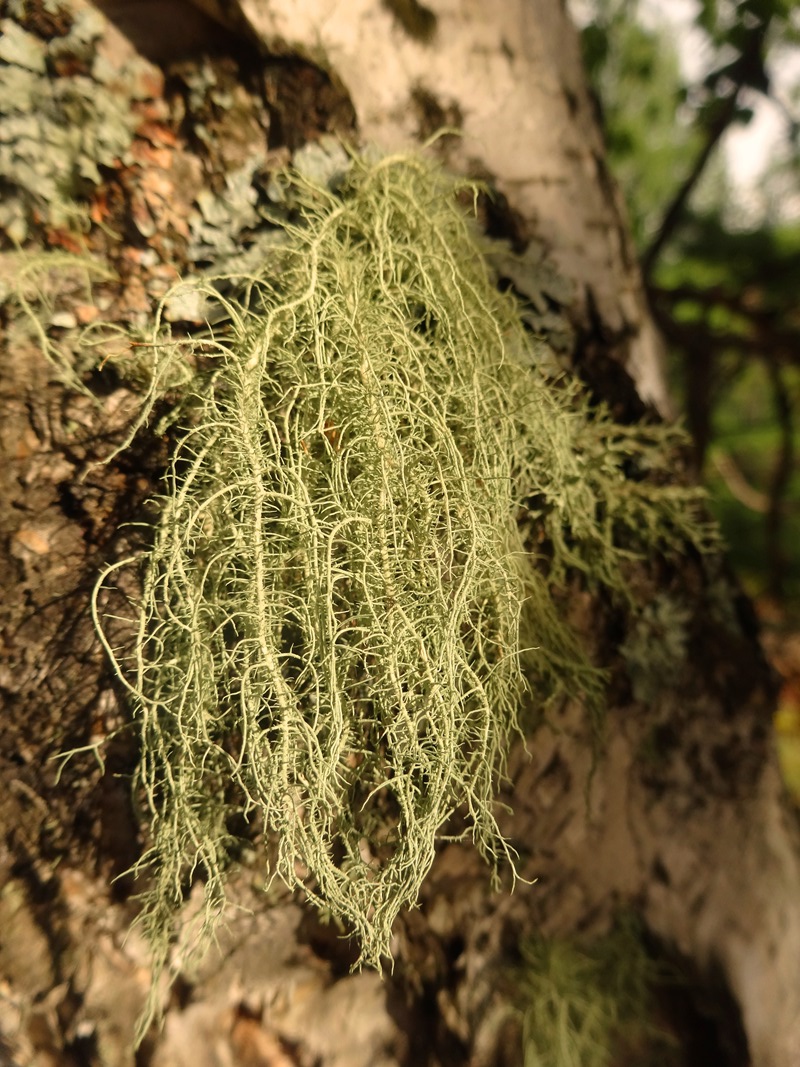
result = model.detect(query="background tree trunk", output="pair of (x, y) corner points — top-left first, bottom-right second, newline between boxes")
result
(1, 2), (798, 1065)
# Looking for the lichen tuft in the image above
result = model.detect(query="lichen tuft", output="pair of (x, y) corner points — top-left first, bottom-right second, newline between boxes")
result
(92, 150), (714, 1034)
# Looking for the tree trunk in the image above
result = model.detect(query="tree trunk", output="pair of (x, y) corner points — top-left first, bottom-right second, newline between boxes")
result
(1, 2), (798, 1066)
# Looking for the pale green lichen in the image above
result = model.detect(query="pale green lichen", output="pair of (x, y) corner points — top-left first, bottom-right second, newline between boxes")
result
(488, 240), (576, 356)
(92, 151), (714, 1032)
(620, 594), (692, 705)
(519, 919), (678, 1067)
(0, 4), (151, 241)
(172, 56), (273, 265)
(0, 248), (115, 387)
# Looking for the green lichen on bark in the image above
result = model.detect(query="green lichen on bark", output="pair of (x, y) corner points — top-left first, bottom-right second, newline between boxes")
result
(93, 151), (714, 1025)
(0, 1), (150, 241)
(621, 593), (692, 705)
(519, 919), (678, 1067)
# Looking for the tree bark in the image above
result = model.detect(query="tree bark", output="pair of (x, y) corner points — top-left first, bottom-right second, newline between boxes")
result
(1, 2), (797, 1066)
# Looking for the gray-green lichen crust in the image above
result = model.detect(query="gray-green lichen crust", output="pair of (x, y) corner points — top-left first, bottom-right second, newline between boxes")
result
(93, 151), (714, 1023)
(0, 1), (147, 241)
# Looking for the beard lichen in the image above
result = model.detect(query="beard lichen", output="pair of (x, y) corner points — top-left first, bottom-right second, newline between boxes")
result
(93, 150), (713, 1023)
(518, 918), (678, 1067)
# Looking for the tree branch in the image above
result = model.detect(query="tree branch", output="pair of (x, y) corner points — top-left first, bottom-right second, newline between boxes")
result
(651, 303), (800, 363)
(641, 28), (767, 279)
(641, 90), (742, 280)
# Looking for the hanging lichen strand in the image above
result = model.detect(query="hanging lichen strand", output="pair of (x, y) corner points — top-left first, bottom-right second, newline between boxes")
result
(95, 152), (712, 994)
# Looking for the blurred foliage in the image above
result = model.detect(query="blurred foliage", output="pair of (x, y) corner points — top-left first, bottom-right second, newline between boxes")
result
(579, 0), (800, 607)
(581, 4), (701, 248)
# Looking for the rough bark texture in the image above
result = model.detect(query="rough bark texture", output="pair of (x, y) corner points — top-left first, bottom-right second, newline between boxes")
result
(1, 2), (798, 1066)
